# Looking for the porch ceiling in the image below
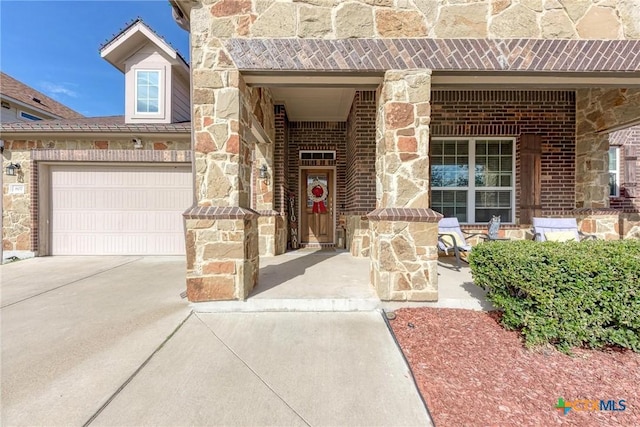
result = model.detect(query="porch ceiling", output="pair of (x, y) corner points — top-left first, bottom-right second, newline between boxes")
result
(269, 87), (357, 121)
(248, 71), (640, 122)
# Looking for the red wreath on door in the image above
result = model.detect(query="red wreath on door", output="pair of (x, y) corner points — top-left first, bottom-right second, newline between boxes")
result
(308, 180), (328, 214)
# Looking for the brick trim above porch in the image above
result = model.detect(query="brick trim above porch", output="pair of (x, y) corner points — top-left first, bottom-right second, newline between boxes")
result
(183, 206), (260, 220)
(367, 208), (443, 222)
(227, 39), (640, 73)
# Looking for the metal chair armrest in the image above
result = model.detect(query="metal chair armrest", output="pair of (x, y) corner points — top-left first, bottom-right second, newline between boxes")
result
(438, 233), (462, 250)
(462, 231), (490, 240)
(578, 232), (597, 241)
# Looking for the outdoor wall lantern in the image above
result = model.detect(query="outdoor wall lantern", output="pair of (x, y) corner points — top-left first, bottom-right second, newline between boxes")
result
(6, 162), (20, 176)
(258, 164), (268, 180)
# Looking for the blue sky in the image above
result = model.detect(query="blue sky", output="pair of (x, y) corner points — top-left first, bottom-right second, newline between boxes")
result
(0, 0), (189, 117)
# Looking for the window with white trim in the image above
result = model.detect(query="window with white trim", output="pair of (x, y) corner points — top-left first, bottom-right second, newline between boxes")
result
(135, 70), (160, 114)
(609, 146), (620, 197)
(430, 138), (515, 223)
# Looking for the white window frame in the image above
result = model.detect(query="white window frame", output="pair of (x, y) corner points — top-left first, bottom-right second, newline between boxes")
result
(609, 146), (620, 197)
(431, 137), (516, 224)
(134, 69), (162, 115)
(18, 110), (43, 121)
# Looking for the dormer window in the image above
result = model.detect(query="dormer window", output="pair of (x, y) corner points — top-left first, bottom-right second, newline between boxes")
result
(135, 70), (161, 114)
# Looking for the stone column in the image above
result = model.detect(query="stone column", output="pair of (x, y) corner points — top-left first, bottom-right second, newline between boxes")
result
(183, 5), (258, 301)
(368, 70), (441, 302)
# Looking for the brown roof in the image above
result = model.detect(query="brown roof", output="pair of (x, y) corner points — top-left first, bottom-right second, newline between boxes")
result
(0, 115), (190, 133)
(0, 72), (84, 119)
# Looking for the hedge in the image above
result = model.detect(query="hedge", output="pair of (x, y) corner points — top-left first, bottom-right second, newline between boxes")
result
(469, 239), (640, 353)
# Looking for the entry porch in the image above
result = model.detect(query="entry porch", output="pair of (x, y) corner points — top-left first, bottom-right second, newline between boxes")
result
(191, 249), (490, 312)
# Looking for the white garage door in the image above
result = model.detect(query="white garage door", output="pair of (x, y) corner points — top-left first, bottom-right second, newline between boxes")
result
(50, 165), (192, 255)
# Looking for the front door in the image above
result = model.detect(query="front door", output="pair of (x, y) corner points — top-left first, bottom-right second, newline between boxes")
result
(301, 169), (334, 244)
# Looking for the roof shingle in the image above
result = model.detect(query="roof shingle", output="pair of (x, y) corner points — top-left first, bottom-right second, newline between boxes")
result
(0, 72), (84, 120)
(0, 115), (190, 133)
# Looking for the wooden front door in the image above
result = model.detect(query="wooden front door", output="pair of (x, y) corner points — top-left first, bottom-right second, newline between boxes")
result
(300, 169), (334, 244)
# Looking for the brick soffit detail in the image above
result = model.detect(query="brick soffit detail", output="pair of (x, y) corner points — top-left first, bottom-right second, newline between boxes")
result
(226, 39), (640, 73)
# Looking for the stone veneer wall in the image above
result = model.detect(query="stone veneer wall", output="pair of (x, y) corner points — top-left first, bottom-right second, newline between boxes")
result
(431, 90), (576, 219)
(576, 88), (640, 209)
(1, 138), (190, 257)
(195, 0), (639, 40)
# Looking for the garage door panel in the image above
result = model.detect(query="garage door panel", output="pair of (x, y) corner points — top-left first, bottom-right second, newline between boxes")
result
(50, 165), (191, 255)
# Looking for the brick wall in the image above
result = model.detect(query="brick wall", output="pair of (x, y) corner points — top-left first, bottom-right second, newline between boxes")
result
(345, 91), (376, 214)
(609, 125), (640, 211)
(273, 105), (289, 214)
(287, 121), (347, 229)
(430, 90), (576, 220)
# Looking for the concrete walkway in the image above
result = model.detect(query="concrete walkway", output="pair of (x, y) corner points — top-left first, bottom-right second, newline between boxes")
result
(0, 256), (432, 426)
(91, 312), (431, 426)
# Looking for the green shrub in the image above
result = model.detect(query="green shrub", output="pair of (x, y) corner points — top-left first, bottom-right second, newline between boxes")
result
(469, 239), (640, 353)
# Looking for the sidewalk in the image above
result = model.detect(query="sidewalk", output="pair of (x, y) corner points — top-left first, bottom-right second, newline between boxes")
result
(91, 312), (433, 426)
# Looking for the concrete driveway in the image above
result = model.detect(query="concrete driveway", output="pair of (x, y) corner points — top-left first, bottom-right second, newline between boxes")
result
(1, 256), (432, 426)
(1, 256), (191, 426)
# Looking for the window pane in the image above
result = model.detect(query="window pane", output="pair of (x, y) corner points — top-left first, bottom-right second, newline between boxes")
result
(475, 140), (513, 188)
(476, 209), (511, 223)
(136, 71), (160, 114)
(475, 190), (511, 222)
(148, 71), (159, 85)
(610, 173), (618, 196)
(608, 147), (618, 170)
(431, 140), (469, 188)
(431, 190), (467, 223)
(147, 100), (159, 113)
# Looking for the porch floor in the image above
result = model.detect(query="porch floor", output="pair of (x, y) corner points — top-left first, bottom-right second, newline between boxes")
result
(252, 249), (374, 300)
(192, 251), (493, 312)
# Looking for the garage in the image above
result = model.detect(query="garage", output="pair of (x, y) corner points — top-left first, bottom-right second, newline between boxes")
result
(49, 164), (192, 255)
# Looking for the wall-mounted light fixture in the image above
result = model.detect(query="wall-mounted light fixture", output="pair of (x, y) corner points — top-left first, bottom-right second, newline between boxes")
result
(132, 137), (143, 149)
(258, 164), (268, 180)
(6, 162), (20, 176)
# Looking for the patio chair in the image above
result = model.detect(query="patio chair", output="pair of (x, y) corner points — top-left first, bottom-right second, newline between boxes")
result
(531, 217), (597, 242)
(438, 217), (494, 268)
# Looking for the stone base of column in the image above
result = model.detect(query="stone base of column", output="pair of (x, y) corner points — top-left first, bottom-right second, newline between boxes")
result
(367, 208), (442, 302)
(620, 211), (640, 239)
(345, 214), (370, 258)
(572, 208), (621, 240)
(257, 210), (287, 256)
(183, 207), (259, 302)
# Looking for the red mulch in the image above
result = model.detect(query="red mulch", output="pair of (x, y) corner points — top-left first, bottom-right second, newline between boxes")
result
(389, 308), (639, 427)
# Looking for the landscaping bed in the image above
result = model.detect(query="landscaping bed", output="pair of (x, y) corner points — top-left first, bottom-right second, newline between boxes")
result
(390, 308), (640, 427)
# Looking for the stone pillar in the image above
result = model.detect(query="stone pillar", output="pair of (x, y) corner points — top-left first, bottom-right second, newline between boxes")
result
(368, 70), (441, 302)
(184, 4), (258, 301)
(575, 130), (610, 209)
(575, 88), (640, 209)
